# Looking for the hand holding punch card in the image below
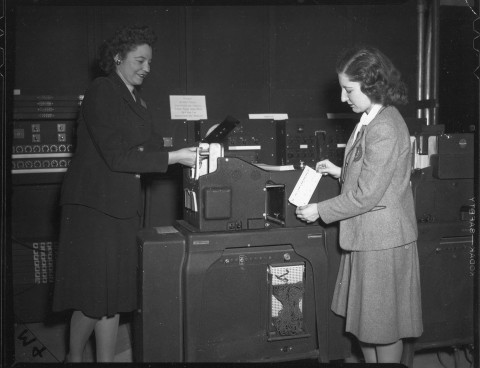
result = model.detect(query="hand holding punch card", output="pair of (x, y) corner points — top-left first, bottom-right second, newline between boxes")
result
(288, 166), (322, 207)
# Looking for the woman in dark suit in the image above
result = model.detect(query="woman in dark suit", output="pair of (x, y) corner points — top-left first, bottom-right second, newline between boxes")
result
(53, 25), (197, 362)
(296, 46), (422, 363)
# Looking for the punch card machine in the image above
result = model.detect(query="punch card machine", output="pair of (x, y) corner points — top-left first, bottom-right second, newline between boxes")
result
(135, 116), (348, 363)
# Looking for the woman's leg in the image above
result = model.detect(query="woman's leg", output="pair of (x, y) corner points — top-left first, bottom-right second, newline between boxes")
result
(94, 313), (120, 362)
(359, 341), (377, 363)
(68, 310), (97, 362)
(376, 339), (403, 363)
(359, 339), (403, 363)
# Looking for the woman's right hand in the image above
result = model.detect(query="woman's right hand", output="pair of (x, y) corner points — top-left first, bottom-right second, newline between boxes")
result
(168, 147), (197, 167)
(316, 159), (341, 179)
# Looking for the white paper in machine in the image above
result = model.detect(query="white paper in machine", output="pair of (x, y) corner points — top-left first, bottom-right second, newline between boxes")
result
(288, 166), (322, 207)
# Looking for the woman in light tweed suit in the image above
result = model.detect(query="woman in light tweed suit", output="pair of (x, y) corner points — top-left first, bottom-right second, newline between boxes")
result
(296, 46), (422, 363)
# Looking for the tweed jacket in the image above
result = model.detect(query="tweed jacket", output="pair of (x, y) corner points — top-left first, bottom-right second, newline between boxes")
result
(60, 72), (169, 218)
(317, 106), (418, 251)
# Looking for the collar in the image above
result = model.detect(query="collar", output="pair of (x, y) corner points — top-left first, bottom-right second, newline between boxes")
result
(352, 104), (383, 142)
(359, 104), (383, 126)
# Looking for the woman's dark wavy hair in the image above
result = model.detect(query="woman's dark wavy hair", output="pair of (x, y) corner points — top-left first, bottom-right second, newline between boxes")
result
(98, 25), (157, 74)
(336, 45), (408, 106)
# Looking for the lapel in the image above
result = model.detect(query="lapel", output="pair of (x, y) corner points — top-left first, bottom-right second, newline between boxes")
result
(341, 106), (389, 184)
(132, 89), (147, 109)
(344, 124), (365, 162)
(343, 106), (388, 162)
(341, 124), (366, 185)
(108, 73), (149, 119)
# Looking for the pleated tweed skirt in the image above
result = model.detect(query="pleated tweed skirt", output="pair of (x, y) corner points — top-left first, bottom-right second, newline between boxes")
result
(331, 241), (423, 344)
(53, 204), (140, 318)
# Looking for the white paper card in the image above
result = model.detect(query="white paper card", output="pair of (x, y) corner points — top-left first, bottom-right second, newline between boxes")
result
(248, 113), (288, 120)
(288, 166), (322, 207)
(170, 95), (207, 120)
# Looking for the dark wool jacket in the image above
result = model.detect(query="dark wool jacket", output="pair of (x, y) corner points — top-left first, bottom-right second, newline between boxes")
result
(61, 72), (169, 218)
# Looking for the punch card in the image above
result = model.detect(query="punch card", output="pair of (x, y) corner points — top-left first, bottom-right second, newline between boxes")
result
(288, 166), (322, 207)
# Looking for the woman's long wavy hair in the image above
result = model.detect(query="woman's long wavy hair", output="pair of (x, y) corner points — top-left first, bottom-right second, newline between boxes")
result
(336, 45), (408, 106)
(98, 25), (157, 75)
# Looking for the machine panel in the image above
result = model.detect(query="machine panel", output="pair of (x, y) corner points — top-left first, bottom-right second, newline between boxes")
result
(135, 223), (343, 363)
(182, 157), (324, 232)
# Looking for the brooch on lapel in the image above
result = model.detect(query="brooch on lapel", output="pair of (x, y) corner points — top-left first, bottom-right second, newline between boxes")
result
(353, 144), (363, 162)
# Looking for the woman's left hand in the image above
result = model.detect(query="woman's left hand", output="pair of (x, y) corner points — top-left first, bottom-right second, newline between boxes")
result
(295, 203), (320, 223)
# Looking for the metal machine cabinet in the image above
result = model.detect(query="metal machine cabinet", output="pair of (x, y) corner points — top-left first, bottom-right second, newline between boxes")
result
(135, 222), (344, 363)
(430, 133), (474, 180)
(134, 227), (186, 362)
(415, 222), (474, 349)
(410, 161), (474, 352)
(183, 157), (323, 232)
(411, 166), (473, 223)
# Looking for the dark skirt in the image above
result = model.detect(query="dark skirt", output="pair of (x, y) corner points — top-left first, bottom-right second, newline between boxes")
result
(53, 204), (140, 318)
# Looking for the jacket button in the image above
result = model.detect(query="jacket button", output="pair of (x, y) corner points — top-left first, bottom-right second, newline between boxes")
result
(137, 146), (144, 152)
(135, 174), (141, 179)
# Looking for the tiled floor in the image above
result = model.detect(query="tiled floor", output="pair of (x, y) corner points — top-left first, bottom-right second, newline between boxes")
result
(10, 317), (474, 367)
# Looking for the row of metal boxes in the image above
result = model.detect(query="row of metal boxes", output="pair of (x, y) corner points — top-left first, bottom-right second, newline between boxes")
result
(10, 95), (80, 322)
(410, 133), (474, 351)
(11, 95), (81, 185)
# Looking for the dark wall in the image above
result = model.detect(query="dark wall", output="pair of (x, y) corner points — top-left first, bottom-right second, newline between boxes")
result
(13, 6), (93, 96)
(12, 2), (419, 132)
(13, 3), (477, 134)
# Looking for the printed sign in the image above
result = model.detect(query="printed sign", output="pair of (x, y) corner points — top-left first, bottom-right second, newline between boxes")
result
(169, 95), (207, 120)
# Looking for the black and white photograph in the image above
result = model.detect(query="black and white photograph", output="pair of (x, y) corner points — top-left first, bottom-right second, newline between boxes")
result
(1, 0), (478, 367)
